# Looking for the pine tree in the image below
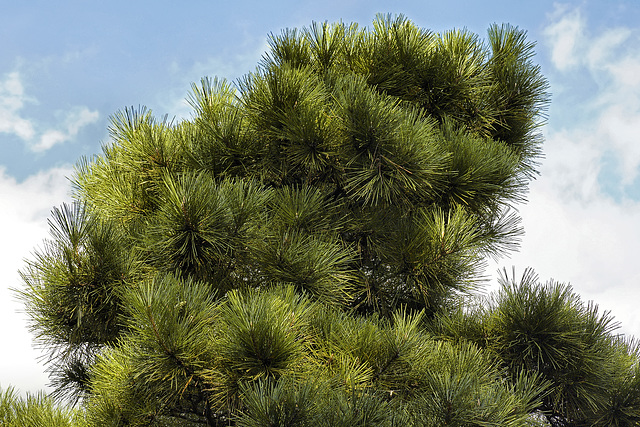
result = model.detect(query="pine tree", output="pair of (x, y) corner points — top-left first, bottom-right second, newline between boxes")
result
(16, 14), (640, 426)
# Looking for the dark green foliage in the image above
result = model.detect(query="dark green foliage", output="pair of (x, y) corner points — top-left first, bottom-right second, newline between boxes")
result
(237, 378), (321, 427)
(19, 202), (135, 401)
(237, 379), (402, 427)
(213, 287), (313, 384)
(485, 269), (639, 426)
(82, 274), (220, 426)
(16, 13), (640, 427)
(594, 349), (640, 426)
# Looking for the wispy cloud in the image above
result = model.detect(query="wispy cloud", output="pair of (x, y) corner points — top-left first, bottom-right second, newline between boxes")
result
(0, 71), (36, 141)
(543, 5), (585, 71)
(32, 107), (100, 152)
(0, 71), (99, 152)
(544, 3), (640, 197)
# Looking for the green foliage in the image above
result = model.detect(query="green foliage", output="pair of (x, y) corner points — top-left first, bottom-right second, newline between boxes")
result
(237, 379), (397, 427)
(18, 202), (135, 401)
(484, 268), (640, 425)
(0, 387), (85, 427)
(593, 342), (640, 426)
(211, 287), (314, 394)
(15, 13), (639, 427)
(410, 342), (546, 426)
(82, 273), (219, 426)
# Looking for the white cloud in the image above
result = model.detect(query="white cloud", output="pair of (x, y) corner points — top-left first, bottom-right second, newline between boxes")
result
(35, 130), (68, 152)
(0, 71), (99, 152)
(0, 166), (73, 394)
(544, 4), (640, 192)
(486, 5), (640, 340)
(543, 4), (585, 71)
(586, 27), (632, 71)
(490, 170), (640, 339)
(597, 106), (640, 187)
(66, 107), (100, 136)
(0, 71), (36, 140)
(32, 107), (100, 152)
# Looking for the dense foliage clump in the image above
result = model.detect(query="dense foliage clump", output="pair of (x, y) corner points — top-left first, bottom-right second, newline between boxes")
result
(16, 14), (640, 426)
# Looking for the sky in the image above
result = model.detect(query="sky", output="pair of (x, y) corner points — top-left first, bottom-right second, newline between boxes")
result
(2, 0), (640, 395)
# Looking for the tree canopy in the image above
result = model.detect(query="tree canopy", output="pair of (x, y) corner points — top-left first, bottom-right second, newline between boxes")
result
(14, 14), (640, 427)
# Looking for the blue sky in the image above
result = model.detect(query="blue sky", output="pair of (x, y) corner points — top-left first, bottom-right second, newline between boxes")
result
(2, 0), (640, 394)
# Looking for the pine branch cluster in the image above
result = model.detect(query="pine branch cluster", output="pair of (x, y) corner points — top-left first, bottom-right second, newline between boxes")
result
(13, 14), (640, 427)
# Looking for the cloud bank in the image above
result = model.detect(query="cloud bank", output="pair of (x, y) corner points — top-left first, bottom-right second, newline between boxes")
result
(491, 4), (640, 338)
(0, 166), (73, 394)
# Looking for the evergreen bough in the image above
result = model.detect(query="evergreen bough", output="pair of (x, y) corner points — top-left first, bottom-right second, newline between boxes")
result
(16, 14), (640, 426)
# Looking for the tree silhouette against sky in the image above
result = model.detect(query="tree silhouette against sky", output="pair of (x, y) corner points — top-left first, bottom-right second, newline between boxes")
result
(11, 15), (640, 427)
